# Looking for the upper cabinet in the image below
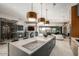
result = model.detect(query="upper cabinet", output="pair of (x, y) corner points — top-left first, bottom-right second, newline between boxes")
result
(77, 4), (79, 16)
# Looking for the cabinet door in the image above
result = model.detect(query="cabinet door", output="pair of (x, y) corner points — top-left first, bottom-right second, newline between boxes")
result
(51, 38), (56, 48)
(32, 42), (49, 56)
(32, 38), (56, 56)
(48, 39), (54, 53)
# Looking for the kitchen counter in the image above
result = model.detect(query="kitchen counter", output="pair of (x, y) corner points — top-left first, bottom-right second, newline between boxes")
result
(71, 37), (79, 56)
(9, 35), (56, 56)
(71, 37), (79, 47)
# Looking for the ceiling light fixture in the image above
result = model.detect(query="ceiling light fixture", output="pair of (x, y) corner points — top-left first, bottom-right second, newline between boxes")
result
(38, 3), (45, 24)
(45, 20), (50, 24)
(27, 3), (37, 22)
(45, 3), (50, 24)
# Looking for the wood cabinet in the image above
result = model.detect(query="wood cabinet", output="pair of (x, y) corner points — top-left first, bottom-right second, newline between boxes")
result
(71, 5), (79, 37)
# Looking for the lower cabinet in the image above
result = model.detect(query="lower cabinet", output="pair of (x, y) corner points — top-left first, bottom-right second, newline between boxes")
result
(71, 39), (78, 56)
(32, 42), (49, 56)
(49, 37), (56, 54)
(32, 38), (56, 56)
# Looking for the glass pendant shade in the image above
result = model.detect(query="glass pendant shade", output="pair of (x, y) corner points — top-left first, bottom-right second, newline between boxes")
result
(27, 11), (37, 22)
(45, 20), (50, 24)
(38, 18), (45, 22)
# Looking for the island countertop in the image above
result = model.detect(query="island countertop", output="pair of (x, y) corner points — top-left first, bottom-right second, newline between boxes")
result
(9, 35), (56, 55)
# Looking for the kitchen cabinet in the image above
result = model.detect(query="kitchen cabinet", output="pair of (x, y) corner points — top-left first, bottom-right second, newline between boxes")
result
(0, 18), (17, 42)
(32, 37), (56, 56)
(71, 38), (78, 56)
(71, 5), (79, 37)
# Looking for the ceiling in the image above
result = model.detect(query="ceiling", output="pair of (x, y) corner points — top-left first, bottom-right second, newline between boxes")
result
(0, 3), (77, 23)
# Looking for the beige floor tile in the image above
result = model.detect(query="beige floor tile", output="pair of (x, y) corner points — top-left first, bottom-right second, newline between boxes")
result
(50, 39), (73, 56)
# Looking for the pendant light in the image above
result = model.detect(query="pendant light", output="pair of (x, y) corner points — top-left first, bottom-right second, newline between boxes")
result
(38, 18), (45, 23)
(45, 3), (50, 24)
(38, 3), (45, 24)
(45, 20), (50, 24)
(27, 3), (37, 22)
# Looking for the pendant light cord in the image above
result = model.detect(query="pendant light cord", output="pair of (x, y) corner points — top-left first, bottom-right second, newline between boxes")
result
(31, 3), (33, 11)
(41, 3), (42, 17)
(46, 3), (48, 19)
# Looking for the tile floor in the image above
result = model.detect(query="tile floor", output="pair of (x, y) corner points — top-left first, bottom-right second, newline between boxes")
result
(0, 38), (73, 56)
(0, 43), (8, 56)
(50, 39), (73, 56)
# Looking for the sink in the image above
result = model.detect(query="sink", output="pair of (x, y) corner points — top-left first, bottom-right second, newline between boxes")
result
(23, 40), (45, 51)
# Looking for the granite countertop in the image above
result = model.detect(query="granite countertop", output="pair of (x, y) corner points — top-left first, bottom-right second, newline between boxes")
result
(9, 35), (55, 55)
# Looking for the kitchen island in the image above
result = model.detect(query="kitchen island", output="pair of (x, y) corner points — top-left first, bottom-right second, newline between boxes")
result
(8, 35), (56, 56)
